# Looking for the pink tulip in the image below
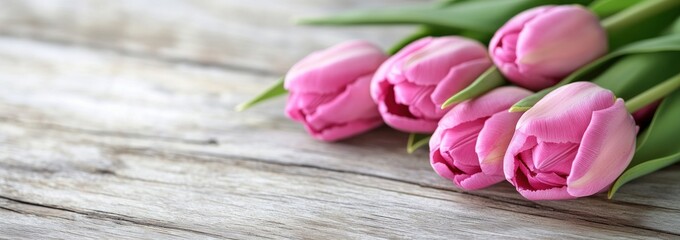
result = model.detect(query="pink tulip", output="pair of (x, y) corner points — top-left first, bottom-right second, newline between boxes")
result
(371, 36), (492, 133)
(504, 82), (636, 200)
(285, 40), (388, 141)
(632, 101), (660, 126)
(490, 5), (607, 91)
(430, 87), (532, 190)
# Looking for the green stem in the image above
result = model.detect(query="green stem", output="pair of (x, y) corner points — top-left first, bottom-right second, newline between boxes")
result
(441, 66), (505, 109)
(602, 0), (680, 33)
(235, 78), (287, 111)
(406, 133), (431, 154)
(625, 72), (680, 112)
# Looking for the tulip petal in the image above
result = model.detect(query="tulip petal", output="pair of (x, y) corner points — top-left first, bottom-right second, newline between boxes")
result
(408, 87), (439, 119)
(532, 141), (578, 176)
(504, 131), (534, 182)
(371, 38), (433, 101)
(432, 127), (504, 190)
(517, 161), (562, 190)
(429, 126), (444, 153)
(372, 36), (496, 134)
(456, 173), (505, 190)
(286, 40), (387, 93)
(499, 64), (555, 91)
(377, 81), (438, 133)
(489, 6), (554, 55)
(489, 6), (555, 90)
(489, 5), (607, 91)
(517, 6), (607, 78)
(404, 37), (488, 86)
(439, 120), (485, 175)
(307, 75), (381, 128)
(516, 82), (615, 143)
(430, 58), (493, 107)
(292, 75), (383, 141)
(440, 86), (532, 129)
(378, 95), (439, 133)
(285, 91), (337, 124)
(431, 149), (457, 181)
(567, 99), (636, 197)
(310, 118), (383, 142)
(392, 82), (438, 119)
(477, 110), (523, 176)
(511, 154), (574, 200)
(517, 186), (574, 201)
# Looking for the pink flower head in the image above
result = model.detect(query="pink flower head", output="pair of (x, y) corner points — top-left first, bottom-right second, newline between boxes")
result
(371, 36), (492, 133)
(490, 5), (607, 91)
(284, 40), (388, 141)
(504, 82), (636, 200)
(430, 87), (532, 190)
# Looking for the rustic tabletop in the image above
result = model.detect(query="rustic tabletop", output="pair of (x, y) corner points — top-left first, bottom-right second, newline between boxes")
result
(0, 0), (678, 239)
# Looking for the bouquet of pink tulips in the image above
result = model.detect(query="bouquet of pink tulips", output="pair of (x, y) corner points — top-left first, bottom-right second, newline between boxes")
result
(238, 0), (680, 200)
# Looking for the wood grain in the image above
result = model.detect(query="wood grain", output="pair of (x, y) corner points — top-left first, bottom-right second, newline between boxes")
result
(0, 0), (420, 74)
(0, 123), (676, 239)
(0, 0), (678, 238)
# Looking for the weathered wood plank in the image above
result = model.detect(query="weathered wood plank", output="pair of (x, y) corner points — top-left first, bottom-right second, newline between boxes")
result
(0, 199), (220, 240)
(0, 0), (679, 236)
(0, 123), (675, 239)
(0, 37), (679, 237)
(0, 0), (420, 73)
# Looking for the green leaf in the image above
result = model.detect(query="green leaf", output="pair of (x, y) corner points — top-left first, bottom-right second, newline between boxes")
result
(299, 0), (592, 35)
(509, 86), (556, 112)
(601, 0), (680, 49)
(624, 72), (680, 112)
(589, 0), (644, 19)
(592, 52), (680, 100)
(608, 152), (680, 199)
(667, 15), (680, 34)
(510, 34), (680, 112)
(436, 0), (472, 7)
(441, 67), (506, 109)
(633, 90), (680, 161)
(387, 25), (474, 55)
(407, 133), (431, 154)
(235, 78), (287, 112)
(608, 90), (680, 198)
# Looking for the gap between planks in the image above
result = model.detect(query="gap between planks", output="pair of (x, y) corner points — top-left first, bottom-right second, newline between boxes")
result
(0, 117), (678, 237)
(0, 31), (678, 237)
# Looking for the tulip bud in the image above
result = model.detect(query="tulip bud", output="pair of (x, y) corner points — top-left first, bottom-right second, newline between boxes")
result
(504, 82), (636, 200)
(430, 87), (532, 190)
(284, 40), (388, 141)
(371, 36), (492, 133)
(489, 5), (607, 91)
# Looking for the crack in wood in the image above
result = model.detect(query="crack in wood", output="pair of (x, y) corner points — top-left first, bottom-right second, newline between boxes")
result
(485, 204), (680, 237)
(1, 105), (678, 236)
(108, 147), (680, 236)
(0, 195), (226, 238)
(0, 205), (24, 214)
(190, 156), (680, 235)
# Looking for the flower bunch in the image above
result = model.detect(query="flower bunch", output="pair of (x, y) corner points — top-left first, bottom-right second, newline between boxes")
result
(239, 0), (680, 200)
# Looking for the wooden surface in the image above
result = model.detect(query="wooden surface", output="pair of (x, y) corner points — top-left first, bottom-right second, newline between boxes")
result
(0, 1), (679, 239)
